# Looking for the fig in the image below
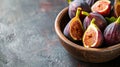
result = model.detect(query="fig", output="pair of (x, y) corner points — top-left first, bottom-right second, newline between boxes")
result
(104, 16), (120, 46)
(82, 11), (107, 31)
(63, 8), (84, 41)
(91, 0), (111, 16)
(67, 0), (73, 4)
(83, 18), (103, 48)
(68, 0), (91, 19)
(114, 0), (120, 17)
(84, 0), (98, 7)
(110, 0), (114, 6)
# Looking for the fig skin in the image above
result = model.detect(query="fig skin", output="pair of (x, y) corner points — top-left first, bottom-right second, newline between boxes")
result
(63, 22), (70, 39)
(83, 18), (103, 48)
(84, 0), (98, 7)
(63, 8), (84, 41)
(83, 12), (107, 32)
(68, 0), (91, 19)
(104, 16), (120, 46)
(91, 0), (111, 16)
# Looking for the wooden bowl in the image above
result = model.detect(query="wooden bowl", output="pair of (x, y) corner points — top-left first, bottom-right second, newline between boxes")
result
(54, 7), (120, 63)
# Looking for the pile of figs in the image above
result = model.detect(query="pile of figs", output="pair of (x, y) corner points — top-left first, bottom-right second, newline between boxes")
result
(63, 0), (120, 48)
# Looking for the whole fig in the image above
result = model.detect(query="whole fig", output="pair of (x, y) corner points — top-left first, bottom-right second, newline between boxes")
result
(68, 0), (91, 19)
(104, 16), (120, 46)
(82, 11), (107, 31)
(84, 0), (98, 7)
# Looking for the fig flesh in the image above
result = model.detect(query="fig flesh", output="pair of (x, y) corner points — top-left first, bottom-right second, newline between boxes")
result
(63, 8), (84, 41)
(83, 18), (103, 48)
(104, 16), (120, 46)
(82, 12), (107, 31)
(91, 0), (111, 16)
(68, 0), (91, 19)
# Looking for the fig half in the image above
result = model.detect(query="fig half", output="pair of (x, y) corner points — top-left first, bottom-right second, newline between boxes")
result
(91, 0), (111, 16)
(63, 8), (84, 41)
(83, 18), (103, 48)
(104, 16), (120, 46)
(114, 0), (120, 17)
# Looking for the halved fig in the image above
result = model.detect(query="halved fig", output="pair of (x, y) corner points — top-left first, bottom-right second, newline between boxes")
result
(83, 18), (103, 48)
(114, 0), (120, 17)
(91, 0), (111, 16)
(63, 8), (84, 41)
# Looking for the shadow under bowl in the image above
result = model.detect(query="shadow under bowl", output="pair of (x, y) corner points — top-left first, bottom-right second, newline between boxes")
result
(54, 7), (120, 63)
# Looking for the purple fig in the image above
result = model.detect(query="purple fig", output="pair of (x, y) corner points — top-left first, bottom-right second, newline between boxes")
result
(82, 11), (107, 31)
(104, 16), (120, 46)
(84, 0), (98, 7)
(83, 18), (103, 48)
(63, 8), (84, 41)
(68, 0), (91, 19)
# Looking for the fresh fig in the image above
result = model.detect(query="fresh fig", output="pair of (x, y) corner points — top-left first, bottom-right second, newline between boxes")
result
(82, 11), (107, 31)
(63, 8), (84, 41)
(110, 0), (114, 6)
(114, 0), (120, 17)
(104, 16), (120, 46)
(83, 18), (103, 48)
(67, 0), (73, 4)
(91, 0), (111, 16)
(84, 0), (98, 7)
(68, 0), (91, 19)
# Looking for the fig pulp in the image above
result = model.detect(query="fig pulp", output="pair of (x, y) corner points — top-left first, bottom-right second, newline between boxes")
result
(83, 18), (103, 48)
(63, 8), (84, 41)
(91, 0), (111, 16)
(82, 12), (107, 31)
(114, 0), (120, 17)
(68, 0), (91, 19)
(104, 16), (120, 46)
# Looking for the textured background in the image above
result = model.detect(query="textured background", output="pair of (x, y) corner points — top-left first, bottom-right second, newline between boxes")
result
(0, 0), (119, 67)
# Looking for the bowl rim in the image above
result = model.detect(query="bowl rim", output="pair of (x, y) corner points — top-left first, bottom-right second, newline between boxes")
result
(55, 7), (120, 53)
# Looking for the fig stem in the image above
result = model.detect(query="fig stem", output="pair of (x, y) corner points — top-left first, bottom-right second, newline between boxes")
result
(82, 11), (90, 16)
(67, 0), (72, 4)
(75, 8), (82, 17)
(91, 18), (95, 24)
(116, 16), (120, 24)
